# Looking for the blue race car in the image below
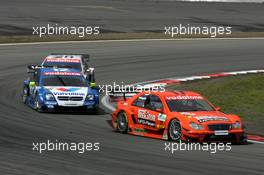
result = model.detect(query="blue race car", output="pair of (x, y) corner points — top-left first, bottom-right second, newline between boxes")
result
(22, 67), (99, 113)
(41, 53), (95, 82)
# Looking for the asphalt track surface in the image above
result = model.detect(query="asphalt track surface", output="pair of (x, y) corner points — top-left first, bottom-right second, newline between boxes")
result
(0, 0), (264, 35)
(0, 39), (264, 175)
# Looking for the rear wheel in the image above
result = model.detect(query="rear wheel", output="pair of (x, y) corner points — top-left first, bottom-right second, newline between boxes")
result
(117, 112), (128, 133)
(168, 119), (182, 142)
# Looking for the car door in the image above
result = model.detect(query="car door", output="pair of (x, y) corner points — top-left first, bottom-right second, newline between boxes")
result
(132, 94), (164, 130)
(131, 94), (150, 125)
(144, 94), (165, 129)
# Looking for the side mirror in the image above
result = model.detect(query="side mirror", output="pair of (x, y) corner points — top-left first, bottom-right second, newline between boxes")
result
(86, 67), (95, 82)
(86, 67), (94, 73)
(215, 107), (221, 111)
(90, 82), (96, 89)
(83, 55), (90, 63)
(27, 64), (41, 73)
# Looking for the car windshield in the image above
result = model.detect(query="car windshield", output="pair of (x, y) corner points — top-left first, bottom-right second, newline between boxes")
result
(42, 75), (87, 87)
(43, 62), (81, 71)
(166, 99), (214, 112)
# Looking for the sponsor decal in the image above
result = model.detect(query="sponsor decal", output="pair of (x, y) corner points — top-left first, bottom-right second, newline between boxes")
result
(56, 87), (80, 92)
(138, 119), (155, 127)
(158, 113), (167, 122)
(157, 124), (165, 129)
(134, 128), (147, 133)
(53, 92), (85, 96)
(166, 96), (203, 100)
(138, 110), (156, 121)
(44, 72), (81, 76)
(180, 112), (196, 116)
(137, 110), (156, 127)
(46, 58), (80, 63)
(180, 112), (196, 119)
(195, 116), (229, 123)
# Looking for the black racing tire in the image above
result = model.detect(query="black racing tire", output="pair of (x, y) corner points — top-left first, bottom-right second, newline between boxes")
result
(116, 112), (128, 133)
(90, 106), (99, 114)
(22, 86), (29, 104)
(168, 119), (182, 142)
(33, 95), (43, 112)
(233, 136), (248, 145)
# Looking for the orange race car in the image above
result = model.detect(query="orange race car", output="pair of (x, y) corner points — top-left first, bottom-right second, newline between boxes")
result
(112, 90), (246, 143)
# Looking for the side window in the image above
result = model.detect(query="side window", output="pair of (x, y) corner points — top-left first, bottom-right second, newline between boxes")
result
(82, 58), (88, 70)
(132, 94), (148, 108)
(145, 95), (163, 111)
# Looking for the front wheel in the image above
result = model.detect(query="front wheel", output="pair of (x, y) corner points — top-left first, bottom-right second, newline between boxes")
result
(33, 95), (43, 112)
(168, 119), (182, 142)
(116, 112), (128, 133)
(90, 106), (99, 114)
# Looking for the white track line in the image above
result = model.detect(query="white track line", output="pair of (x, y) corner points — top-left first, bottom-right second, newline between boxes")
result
(101, 95), (116, 112)
(247, 140), (264, 144)
(0, 37), (264, 46)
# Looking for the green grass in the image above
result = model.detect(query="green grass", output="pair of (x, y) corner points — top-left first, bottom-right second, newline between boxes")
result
(168, 74), (264, 135)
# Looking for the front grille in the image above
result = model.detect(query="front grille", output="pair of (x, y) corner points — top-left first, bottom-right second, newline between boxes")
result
(57, 96), (83, 101)
(208, 124), (230, 131)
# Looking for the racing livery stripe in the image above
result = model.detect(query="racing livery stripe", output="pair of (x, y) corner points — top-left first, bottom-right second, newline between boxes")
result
(43, 72), (81, 76)
(45, 58), (80, 63)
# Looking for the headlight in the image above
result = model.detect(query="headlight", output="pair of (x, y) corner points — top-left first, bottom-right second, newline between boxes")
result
(189, 122), (203, 130)
(232, 121), (241, 129)
(45, 93), (55, 101)
(86, 94), (94, 101)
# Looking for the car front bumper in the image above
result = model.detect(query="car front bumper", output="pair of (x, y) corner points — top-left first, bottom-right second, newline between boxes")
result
(183, 129), (245, 143)
(43, 100), (98, 111)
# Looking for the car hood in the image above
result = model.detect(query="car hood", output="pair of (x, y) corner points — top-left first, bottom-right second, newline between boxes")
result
(178, 111), (231, 123)
(44, 86), (88, 97)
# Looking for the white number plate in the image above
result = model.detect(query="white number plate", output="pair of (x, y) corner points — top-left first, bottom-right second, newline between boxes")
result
(214, 130), (229, 136)
(64, 102), (78, 106)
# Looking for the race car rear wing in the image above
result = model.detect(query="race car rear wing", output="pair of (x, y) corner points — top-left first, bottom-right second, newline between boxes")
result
(50, 53), (90, 62)
(27, 64), (42, 73)
(108, 86), (138, 102)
